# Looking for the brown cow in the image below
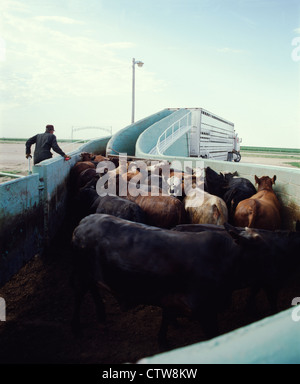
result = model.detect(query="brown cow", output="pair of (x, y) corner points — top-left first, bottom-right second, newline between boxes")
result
(80, 152), (110, 163)
(76, 168), (99, 190)
(126, 193), (187, 228)
(70, 161), (96, 189)
(71, 161), (95, 176)
(234, 175), (281, 230)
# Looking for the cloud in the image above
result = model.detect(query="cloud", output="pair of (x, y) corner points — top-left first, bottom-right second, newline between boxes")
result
(102, 42), (135, 49)
(34, 15), (84, 25)
(0, 0), (30, 14)
(294, 27), (300, 34)
(0, 1), (165, 111)
(0, 38), (6, 61)
(218, 47), (248, 54)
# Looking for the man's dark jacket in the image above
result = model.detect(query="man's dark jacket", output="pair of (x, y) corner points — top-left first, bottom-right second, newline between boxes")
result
(26, 132), (66, 165)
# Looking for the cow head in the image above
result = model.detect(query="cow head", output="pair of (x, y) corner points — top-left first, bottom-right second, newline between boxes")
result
(224, 171), (238, 182)
(80, 152), (95, 162)
(224, 222), (265, 246)
(205, 167), (227, 197)
(254, 175), (277, 191)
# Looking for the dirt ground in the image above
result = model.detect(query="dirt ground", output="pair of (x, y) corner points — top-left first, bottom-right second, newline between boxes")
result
(1, 143), (300, 365)
(1, 212), (300, 365)
(0, 142), (83, 183)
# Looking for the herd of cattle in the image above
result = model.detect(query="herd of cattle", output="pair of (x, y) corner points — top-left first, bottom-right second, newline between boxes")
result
(69, 152), (300, 348)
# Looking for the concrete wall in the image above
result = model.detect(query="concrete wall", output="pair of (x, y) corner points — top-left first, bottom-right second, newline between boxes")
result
(0, 174), (43, 286)
(107, 109), (175, 157)
(138, 305), (300, 364)
(135, 108), (188, 156)
(164, 133), (189, 157)
(0, 136), (111, 287)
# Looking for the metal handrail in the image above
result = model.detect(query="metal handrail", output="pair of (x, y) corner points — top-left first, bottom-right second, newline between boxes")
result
(0, 172), (25, 178)
(155, 111), (192, 155)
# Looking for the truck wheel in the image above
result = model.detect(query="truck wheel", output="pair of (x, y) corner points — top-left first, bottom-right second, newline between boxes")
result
(234, 153), (241, 162)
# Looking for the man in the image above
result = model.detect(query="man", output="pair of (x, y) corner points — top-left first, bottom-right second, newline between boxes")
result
(25, 124), (70, 165)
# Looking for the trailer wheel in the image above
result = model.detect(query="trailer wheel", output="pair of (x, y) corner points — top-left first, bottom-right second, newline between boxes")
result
(234, 152), (241, 162)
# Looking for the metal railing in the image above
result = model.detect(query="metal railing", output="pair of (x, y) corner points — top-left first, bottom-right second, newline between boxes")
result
(150, 111), (192, 156)
(0, 172), (25, 179)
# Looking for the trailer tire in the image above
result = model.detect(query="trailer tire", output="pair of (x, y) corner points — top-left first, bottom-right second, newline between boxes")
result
(234, 152), (241, 162)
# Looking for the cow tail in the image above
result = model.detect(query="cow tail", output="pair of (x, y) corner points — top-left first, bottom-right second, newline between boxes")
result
(213, 203), (225, 225)
(213, 202), (228, 225)
(247, 200), (257, 228)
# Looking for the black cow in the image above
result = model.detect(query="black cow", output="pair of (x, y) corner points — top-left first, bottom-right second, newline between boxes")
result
(70, 214), (267, 347)
(172, 223), (230, 233)
(76, 168), (99, 190)
(173, 222), (300, 313)
(204, 167), (226, 196)
(205, 167), (257, 221)
(74, 187), (101, 220)
(95, 195), (146, 223)
(226, 223), (300, 312)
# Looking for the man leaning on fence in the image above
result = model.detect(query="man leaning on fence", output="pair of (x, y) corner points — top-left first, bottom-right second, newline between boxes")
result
(25, 124), (71, 165)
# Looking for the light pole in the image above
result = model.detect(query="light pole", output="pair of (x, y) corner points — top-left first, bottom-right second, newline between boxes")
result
(132, 57), (144, 124)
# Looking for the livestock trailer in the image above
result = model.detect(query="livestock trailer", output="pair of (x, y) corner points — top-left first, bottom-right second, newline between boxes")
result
(139, 108), (241, 161)
(1, 108), (300, 364)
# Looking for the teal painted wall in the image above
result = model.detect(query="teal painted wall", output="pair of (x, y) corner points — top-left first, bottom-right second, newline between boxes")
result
(135, 108), (189, 156)
(0, 136), (111, 287)
(164, 133), (189, 157)
(0, 174), (40, 217)
(138, 306), (300, 364)
(107, 109), (174, 156)
(0, 174), (43, 286)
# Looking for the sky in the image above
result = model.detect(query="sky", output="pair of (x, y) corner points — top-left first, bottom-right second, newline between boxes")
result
(0, 0), (300, 148)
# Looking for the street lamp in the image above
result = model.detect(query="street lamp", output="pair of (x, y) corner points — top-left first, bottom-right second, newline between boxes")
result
(132, 58), (144, 124)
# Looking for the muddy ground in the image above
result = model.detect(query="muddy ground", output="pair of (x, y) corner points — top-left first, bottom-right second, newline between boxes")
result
(1, 144), (300, 364)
